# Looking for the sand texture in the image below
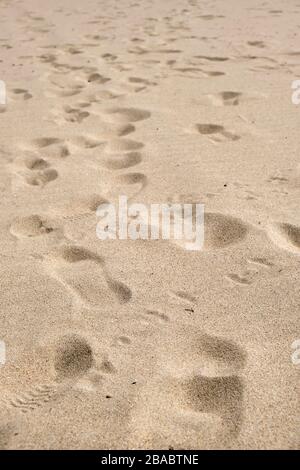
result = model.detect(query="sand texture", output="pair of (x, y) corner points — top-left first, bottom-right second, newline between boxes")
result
(0, 0), (299, 450)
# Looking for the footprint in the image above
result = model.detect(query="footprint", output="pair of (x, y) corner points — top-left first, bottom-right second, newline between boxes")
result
(10, 88), (32, 101)
(0, 412), (15, 449)
(53, 105), (90, 124)
(63, 46), (83, 56)
(182, 374), (244, 438)
(221, 91), (242, 105)
(142, 309), (170, 324)
(2, 334), (95, 416)
(31, 137), (63, 148)
(27, 137), (70, 159)
(128, 46), (149, 55)
(11, 151), (59, 188)
(101, 152), (142, 170)
(101, 52), (118, 61)
(12, 153), (50, 171)
(54, 334), (93, 380)
(162, 330), (246, 378)
(268, 175), (289, 184)
(10, 215), (54, 238)
(204, 213), (248, 250)
(173, 212), (249, 251)
(195, 55), (229, 62)
(44, 75), (86, 98)
(199, 91), (263, 107)
(104, 172), (148, 200)
(71, 135), (103, 150)
(39, 53), (58, 65)
(45, 85), (84, 98)
(127, 76), (157, 87)
(267, 222), (300, 254)
(105, 138), (144, 154)
(22, 155), (50, 170)
(87, 89), (123, 102)
(130, 330), (246, 448)
(98, 122), (136, 139)
(195, 124), (224, 135)
(25, 168), (58, 186)
(247, 41), (265, 48)
(214, 91), (241, 106)
(228, 256), (277, 286)
(45, 245), (132, 306)
(87, 72), (110, 84)
(203, 70), (225, 77)
(169, 290), (197, 305)
(175, 67), (225, 78)
(103, 107), (151, 123)
(48, 245), (101, 263)
(115, 336), (132, 347)
(193, 123), (240, 142)
(154, 48), (182, 54)
(198, 14), (224, 20)
(57, 194), (109, 220)
(226, 271), (254, 286)
(99, 358), (117, 375)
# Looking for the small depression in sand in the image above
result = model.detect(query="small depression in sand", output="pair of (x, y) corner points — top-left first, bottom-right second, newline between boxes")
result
(173, 212), (248, 251)
(203, 213), (248, 250)
(105, 138), (144, 154)
(10, 215), (53, 238)
(54, 334), (94, 379)
(26, 168), (58, 186)
(49, 245), (101, 264)
(46, 245), (132, 305)
(101, 151), (142, 170)
(103, 107), (151, 123)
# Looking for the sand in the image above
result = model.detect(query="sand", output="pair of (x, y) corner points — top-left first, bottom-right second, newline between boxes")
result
(0, 0), (299, 450)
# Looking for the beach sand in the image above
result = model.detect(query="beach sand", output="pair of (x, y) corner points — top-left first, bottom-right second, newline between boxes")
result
(0, 0), (299, 449)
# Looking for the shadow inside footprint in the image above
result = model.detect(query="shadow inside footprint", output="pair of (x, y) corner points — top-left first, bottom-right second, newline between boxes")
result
(197, 334), (247, 375)
(102, 152), (142, 170)
(194, 124), (240, 142)
(23, 156), (49, 170)
(196, 124), (224, 135)
(220, 91), (241, 105)
(161, 329), (247, 378)
(184, 374), (244, 438)
(152, 329), (247, 442)
(204, 213), (248, 250)
(172, 212), (249, 251)
(11, 88), (32, 100)
(105, 278), (132, 304)
(46, 245), (132, 306)
(51, 245), (102, 264)
(0, 420), (15, 450)
(25, 168), (58, 186)
(103, 107), (151, 123)
(54, 334), (93, 380)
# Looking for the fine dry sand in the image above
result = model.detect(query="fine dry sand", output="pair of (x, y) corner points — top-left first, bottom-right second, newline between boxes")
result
(0, 0), (299, 450)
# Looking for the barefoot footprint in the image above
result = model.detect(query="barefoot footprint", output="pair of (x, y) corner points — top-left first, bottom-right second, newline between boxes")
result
(129, 329), (246, 448)
(45, 245), (132, 306)
(1, 334), (96, 416)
